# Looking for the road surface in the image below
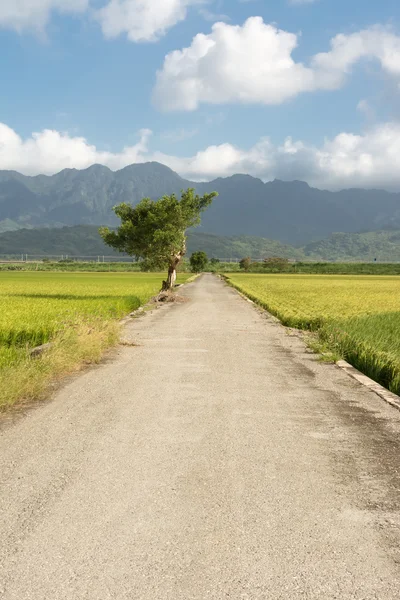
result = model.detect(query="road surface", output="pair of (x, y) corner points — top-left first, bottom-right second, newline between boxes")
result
(1, 273), (400, 598)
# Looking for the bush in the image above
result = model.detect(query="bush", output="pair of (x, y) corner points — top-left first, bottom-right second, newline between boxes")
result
(190, 251), (208, 273)
(239, 257), (252, 272)
(263, 257), (289, 272)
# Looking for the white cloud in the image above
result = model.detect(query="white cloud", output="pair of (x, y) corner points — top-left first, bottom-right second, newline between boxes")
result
(154, 17), (316, 110)
(311, 26), (400, 87)
(154, 18), (400, 110)
(154, 124), (400, 191)
(96, 0), (207, 42)
(0, 124), (152, 174)
(0, 0), (88, 32)
(0, 0), (211, 38)
(2, 122), (400, 191)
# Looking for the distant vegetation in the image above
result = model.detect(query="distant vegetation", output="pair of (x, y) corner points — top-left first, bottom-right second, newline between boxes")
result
(0, 225), (305, 260)
(303, 230), (400, 262)
(242, 261), (400, 275)
(226, 274), (400, 395)
(3, 225), (400, 263)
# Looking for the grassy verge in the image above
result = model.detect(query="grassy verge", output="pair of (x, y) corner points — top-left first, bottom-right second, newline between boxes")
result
(0, 319), (119, 411)
(319, 313), (400, 394)
(224, 274), (400, 396)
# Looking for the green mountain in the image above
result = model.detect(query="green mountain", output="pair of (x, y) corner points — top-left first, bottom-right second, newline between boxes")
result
(0, 226), (304, 260)
(3, 225), (400, 262)
(187, 232), (304, 260)
(2, 162), (400, 245)
(304, 230), (400, 262)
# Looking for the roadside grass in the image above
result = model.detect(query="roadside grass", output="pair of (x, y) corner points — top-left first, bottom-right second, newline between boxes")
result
(0, 272), (191, 411)
(225, 274), (400, 395)
(0, 320), (119, 410)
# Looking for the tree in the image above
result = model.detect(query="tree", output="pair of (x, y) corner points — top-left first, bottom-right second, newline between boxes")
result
(99, 188), (217, 291)
(190, 251), (208, 273)
(263, 257), (289, 272)
(239, 257), (252, 272)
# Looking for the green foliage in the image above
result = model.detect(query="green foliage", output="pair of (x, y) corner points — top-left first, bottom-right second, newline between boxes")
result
(239, 257), (252, 271)
(187, 232), (304, 260)
(263, 257), (289, 272)
(244, 261), (400, 275)
(5, 223), (400, 267)
(0, 226), (305, 260)
(190, 251), (208, 273)
(100, 189), (217, 268)
(304, 230), (400, 261)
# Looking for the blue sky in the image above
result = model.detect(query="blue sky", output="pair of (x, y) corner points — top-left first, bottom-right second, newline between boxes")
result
(1, 0), (400, 190)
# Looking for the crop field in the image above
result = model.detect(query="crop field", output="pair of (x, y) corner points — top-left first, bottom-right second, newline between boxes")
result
(226, 274), (400, 395)
(0, 272), (190, 409)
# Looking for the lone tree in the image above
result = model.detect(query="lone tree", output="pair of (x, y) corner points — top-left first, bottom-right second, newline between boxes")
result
(239, 257), (252, 272)
(263, 257), (289, 272)
(190, 251), (208, 273)
(99, 188), (217, 291)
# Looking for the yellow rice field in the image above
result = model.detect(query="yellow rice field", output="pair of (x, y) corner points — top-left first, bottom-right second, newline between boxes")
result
(227, 274), (400, 394)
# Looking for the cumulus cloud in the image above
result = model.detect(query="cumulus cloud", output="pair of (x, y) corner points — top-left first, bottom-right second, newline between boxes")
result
(2, 121), (400, 191)
(96, 0), (207, 42)
(0, 0), (210, 38)
(0, 124), (152, 174)
(155, 123), (400, 191)
(0, 0), (88, 32)
(154, 18), (400, 110)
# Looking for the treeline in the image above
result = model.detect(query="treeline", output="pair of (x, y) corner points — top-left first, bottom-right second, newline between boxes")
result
(236, 257), (400, 275)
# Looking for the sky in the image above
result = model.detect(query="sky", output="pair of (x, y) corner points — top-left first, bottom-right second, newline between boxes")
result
(1, 0), (400, 190)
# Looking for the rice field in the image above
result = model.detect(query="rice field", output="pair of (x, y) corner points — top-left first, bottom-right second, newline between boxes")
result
(226, 274), (400, 395)
(0, 272), (189, 409)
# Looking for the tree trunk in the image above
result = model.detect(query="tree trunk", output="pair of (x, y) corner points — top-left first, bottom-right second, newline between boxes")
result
(161, 251), (184, 291)
(162, 265), (177, 291)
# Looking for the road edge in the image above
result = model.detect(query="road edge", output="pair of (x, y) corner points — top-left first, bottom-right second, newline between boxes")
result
(336, 360), (400, 412)
(220, 273), (400, 413)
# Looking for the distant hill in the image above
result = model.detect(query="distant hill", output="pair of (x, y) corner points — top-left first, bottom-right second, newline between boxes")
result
(304, 230), (400, 262)
(0, 226), (305, 260)
(3, 225), (400, 262)
(187, 232), (304, 260)
(2, 162), (400, 245)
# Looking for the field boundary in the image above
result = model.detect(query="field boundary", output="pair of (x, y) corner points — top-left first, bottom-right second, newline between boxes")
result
(221, 273), (400, 412)
(336, 360), (400, 412)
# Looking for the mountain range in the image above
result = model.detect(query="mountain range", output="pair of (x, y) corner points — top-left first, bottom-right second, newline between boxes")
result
(2, 162), (400, 245)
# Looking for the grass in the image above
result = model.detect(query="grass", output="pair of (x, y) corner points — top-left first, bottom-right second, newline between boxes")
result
(225, 274), (400, 395)
(0, 272), (190, 410)
(0, 261), (191, 273)
(246, 262), (400, 275)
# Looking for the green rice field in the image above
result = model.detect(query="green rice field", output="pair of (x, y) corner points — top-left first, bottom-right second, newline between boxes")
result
(0, 272), (190, 409)
(226, 274), (400, 395)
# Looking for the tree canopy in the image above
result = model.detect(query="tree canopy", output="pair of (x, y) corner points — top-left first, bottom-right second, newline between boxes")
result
(100, 188), (217, 289)
(190, 251), (208, 273)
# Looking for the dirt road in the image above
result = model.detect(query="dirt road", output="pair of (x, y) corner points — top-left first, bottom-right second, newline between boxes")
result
(1, 273), (400, 598)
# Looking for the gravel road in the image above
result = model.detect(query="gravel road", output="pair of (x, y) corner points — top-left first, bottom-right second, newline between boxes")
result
(1, 273), (400, 599)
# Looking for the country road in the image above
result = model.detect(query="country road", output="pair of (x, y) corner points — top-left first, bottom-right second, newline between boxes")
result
(1, 273), (400, 599)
